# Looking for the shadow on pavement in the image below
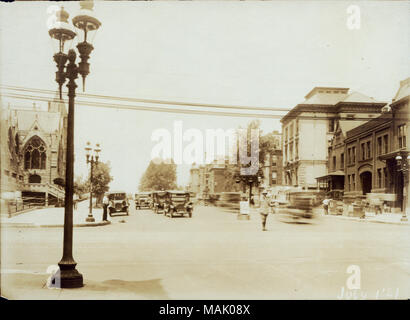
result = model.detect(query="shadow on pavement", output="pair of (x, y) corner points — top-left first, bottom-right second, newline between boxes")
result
(84, 278), (169, 299)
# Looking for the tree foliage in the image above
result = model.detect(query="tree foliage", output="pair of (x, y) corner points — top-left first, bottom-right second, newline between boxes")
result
(74, 175), (88, 197)
(90, 161), (113, 198)
(139, 159), (177, 191)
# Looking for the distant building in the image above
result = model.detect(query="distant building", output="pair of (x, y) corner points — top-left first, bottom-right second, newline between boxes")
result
(0, 96), (67, 211)
(261, 131), (283, 188)
(188, 160), (229, 198)
(281, 87), (387, 189)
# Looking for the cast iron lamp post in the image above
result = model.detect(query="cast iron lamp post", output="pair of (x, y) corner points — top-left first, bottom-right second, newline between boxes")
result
(85, 142), (101, 222)
(395, 154), (410, 222)
(48, 1), (101, 288)
(235, 169), (264, 219)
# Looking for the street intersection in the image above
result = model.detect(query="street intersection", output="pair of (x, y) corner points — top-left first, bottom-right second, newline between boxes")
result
(1, 204), (409, 299)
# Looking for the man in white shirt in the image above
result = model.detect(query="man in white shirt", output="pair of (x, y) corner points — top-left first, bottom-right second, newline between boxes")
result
(102, 195), (109, 221)
(322, 197), (331, 215)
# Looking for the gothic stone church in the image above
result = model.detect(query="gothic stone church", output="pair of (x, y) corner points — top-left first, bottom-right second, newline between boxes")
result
(1, 96), (67, 211)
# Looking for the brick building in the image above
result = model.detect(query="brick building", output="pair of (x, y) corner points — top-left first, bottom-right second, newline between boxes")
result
(260, 131), (283, 188)
(319, 78), (409, 213)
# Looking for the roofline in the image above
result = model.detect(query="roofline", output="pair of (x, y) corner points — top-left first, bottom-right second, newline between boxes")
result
(391, 95), (409, 107)
(304, 87), (349, 99)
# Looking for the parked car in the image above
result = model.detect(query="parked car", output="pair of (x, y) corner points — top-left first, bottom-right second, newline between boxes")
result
(164, 191), (193, 218)
(135, 192), (151, 210)
(152, 191), (168, 214)
(107, 191), (129, 216)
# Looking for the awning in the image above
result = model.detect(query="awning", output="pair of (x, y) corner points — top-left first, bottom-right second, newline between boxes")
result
(316, 171), (345, 180)
(378, 149), (409, 161)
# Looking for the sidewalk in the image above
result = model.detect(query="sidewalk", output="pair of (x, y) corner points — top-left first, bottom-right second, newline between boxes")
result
(322, 212), (410, 226)
(0, 206), (111, 228)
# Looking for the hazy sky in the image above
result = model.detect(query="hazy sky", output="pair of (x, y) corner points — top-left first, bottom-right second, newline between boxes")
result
(1, 1), (409, 192)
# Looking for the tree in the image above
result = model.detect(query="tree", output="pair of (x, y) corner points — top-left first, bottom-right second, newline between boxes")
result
(90, 161), (113, 204)
(74, 175), (88, 198)
(139, 159), (177, 191)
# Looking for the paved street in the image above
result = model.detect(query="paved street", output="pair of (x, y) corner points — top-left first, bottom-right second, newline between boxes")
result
(1, 204), (409, 300)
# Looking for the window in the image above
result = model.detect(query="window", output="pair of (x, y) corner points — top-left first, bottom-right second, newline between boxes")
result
(361, 143), (366, 160)
(295, 140), (299, 159)
(333, 156), (336, 170)
(348, 175), (351, 191)
(341, 153), (344, 169)
(398, 124), (407, 148)
(383, 135), (388, 154)
(352, 174), (356, 190)
(290, 123), (294, 138)
(377, 169), (382, 188)
(383, 167), (388, 188)
(348, 148), (351, 165)
(377, 137), (382, 155)
(352, 147), (356, 163)
(271, 155), (277, 167)
(367, 141), (371, 159)
(329, 119), (335, 132)
(24, 136), (47, 170)
(289, 142), (293, 160)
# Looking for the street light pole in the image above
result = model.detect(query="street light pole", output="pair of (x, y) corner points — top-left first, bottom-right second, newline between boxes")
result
(58, 50), (83, 288)
(49, 2), (101, 288)
(85, 142), (101, 222)
(396, 154), (409, 222)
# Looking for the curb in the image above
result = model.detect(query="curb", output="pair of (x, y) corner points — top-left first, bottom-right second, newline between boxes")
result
(1, 220), (111, 228)
(321, 214), (410, 226)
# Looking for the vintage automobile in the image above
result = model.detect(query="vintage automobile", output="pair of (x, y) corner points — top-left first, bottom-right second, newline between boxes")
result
(164, 190), (193, 218)
(275, 190), (324, 224)
(215, 192), (241, 212)
(152, 191), (168, 214)
(135, 192), (151, 210)
(107, 191), (130, 216)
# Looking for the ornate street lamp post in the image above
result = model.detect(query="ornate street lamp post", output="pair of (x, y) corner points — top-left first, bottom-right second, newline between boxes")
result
(48, 1), (101, 288)
(85, 142), (101, 222)
(395, 154), (410, 222)
(235, 169), (263, 219)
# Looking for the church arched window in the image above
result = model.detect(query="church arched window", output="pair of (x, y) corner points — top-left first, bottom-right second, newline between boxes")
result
(24, 136), (47, 170)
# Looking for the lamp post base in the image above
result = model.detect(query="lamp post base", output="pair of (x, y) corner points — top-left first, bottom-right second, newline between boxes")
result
(85, 216), (95, 222)
(58, 265), (83, 288)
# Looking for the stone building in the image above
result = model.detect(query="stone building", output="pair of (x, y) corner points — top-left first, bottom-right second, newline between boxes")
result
(0, 96), (67, 211)
(281, 87), (386, 189)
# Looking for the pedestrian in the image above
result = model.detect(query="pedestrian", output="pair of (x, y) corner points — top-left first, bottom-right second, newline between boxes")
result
(322, 197), (331, 215)
(259, 190), (272, 231)
(102, 194), (109, 221)
(73, 194), (78, 211)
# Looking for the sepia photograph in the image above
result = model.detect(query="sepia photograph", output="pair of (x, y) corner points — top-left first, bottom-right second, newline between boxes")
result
(0, 0), (409, 305)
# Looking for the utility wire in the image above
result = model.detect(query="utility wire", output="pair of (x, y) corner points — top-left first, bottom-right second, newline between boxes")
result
(2, 87), (404, 121)
(0, 84), (292, 112)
